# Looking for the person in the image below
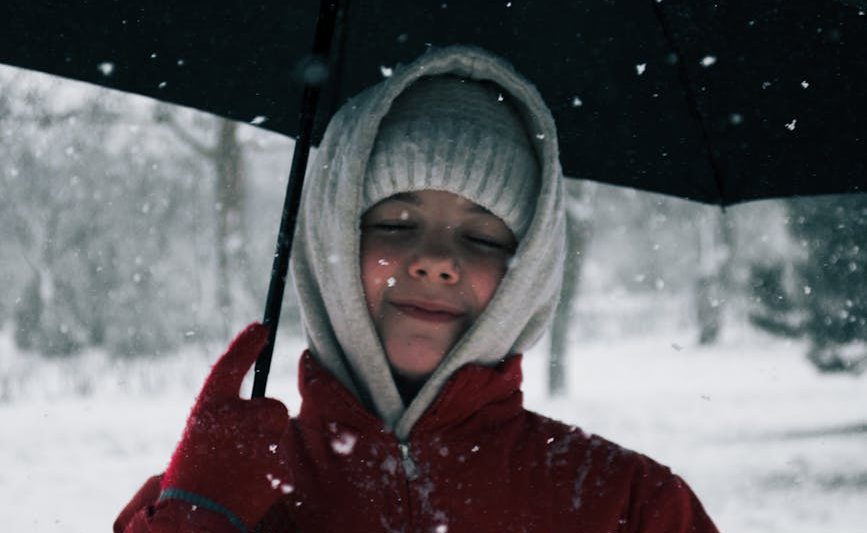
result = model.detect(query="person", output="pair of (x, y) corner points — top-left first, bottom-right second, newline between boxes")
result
(115, 46), (719, 532)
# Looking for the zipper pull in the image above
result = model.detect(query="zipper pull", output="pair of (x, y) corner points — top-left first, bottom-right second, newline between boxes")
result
(398, 442), (418, 480)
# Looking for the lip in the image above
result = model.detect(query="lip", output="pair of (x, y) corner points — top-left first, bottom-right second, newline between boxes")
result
(389, 299), (464, 323)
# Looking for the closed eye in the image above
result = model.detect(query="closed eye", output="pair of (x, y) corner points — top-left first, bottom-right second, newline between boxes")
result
(364, 222), (415, 232)
(466, 235), (511, 252)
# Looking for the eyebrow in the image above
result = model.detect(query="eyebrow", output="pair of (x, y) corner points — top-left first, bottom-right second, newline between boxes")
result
(387, 191), (494, 215)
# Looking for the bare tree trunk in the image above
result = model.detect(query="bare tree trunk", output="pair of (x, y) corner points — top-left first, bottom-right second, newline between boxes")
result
(694, 208), (733, 345)
(548, 185), (591, 396)
(155, 108), (250, 337)
(213, 120), (246, 334)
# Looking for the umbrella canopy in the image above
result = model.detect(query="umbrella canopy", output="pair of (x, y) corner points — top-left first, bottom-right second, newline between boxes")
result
(4, 0), (867, 205)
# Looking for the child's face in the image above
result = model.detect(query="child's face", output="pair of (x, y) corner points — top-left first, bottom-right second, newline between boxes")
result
(361, 189), (517, 383)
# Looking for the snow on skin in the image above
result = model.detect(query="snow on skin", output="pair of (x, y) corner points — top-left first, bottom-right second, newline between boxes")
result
(386, 277), (396, 287)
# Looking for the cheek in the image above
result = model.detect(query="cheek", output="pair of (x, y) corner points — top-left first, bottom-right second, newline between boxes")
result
(360, 241), (399, 310)
(465, 259), (508, 309)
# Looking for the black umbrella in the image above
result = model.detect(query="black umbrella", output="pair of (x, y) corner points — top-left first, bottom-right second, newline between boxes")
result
(3, 0), (867, 393)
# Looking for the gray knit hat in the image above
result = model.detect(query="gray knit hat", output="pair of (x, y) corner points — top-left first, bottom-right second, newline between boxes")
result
(363, 76), (540, 239)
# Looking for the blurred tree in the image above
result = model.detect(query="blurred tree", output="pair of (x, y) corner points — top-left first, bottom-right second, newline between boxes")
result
(154, 106), (251, 337)
(0, 74), (200, 356)
(693, 208), (735, 345)
(749, 195), (867, 374)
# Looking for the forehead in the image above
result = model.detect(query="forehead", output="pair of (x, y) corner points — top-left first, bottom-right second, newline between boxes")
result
(379, 191), (491, 215)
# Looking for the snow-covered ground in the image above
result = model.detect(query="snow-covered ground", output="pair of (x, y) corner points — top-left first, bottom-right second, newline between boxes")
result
(2, 324), (865, 532)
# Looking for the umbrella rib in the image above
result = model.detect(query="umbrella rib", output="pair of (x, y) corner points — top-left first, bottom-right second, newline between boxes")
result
(652, 3), (727, 207)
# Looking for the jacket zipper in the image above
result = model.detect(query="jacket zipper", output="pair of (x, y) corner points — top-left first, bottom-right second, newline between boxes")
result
(398, 441), (418, 480)
(397, 440), (418, 531)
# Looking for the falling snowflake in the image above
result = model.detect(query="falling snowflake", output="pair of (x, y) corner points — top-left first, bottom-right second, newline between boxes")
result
(801, 80), (810, 89)
(97, 62), (114, 76)
(380, 65), (394, 78)
(158, 81), (167, 89)
(635, 63), (647, 75)
(387, 277), (396, 287)
(571, 96), (583, 108)
(378, 258), (390, 266)
(700, 55), (717, 67)
(785, 119), (797, 131)
(250, 116), (267, 125)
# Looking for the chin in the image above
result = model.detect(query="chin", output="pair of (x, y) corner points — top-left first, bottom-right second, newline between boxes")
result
(385, 338), (450, 379)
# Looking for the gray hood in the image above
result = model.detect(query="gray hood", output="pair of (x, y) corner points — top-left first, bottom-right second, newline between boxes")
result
(291, 46), (565, 440)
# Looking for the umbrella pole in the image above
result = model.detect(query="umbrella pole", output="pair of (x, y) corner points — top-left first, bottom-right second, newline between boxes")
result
(251, 0), (344, 398)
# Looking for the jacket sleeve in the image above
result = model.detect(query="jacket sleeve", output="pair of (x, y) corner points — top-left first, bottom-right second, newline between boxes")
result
(114, 474), (296, 533)
(636, 473), (720, 533)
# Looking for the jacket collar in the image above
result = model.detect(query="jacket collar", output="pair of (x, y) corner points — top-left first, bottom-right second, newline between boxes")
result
(297, 351), (524, 437)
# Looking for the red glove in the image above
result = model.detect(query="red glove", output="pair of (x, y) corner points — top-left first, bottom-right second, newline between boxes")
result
(159, 323), (293, 531)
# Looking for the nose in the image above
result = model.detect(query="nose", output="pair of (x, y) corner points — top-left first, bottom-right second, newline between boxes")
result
(407, 239), (460, 284)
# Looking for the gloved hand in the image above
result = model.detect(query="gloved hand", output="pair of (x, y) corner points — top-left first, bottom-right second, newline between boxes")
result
(159, 322), (293, 531)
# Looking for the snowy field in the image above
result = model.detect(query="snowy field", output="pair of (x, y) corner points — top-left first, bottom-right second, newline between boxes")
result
(2, 322), (865, 533)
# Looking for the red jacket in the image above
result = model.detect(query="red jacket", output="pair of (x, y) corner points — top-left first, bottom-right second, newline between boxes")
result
(117, 352), (718, 532)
